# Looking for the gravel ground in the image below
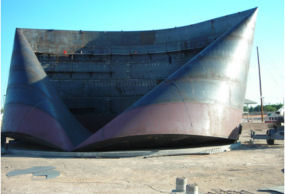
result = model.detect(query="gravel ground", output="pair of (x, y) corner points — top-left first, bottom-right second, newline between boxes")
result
(1, 123), (284, 194)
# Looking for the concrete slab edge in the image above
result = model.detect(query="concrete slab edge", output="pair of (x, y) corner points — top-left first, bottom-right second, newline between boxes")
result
(1, 142), (241, 158)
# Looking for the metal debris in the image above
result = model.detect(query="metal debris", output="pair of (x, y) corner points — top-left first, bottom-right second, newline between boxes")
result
(259, 186), (284, 194)
(6, 166), (60, 179)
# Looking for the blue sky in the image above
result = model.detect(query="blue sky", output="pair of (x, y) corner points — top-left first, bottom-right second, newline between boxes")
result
(1, 0), (284, 108)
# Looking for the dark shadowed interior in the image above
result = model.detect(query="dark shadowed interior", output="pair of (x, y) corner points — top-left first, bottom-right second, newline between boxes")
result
(27, 11), (248, 132)
(36, 49), (202, 132)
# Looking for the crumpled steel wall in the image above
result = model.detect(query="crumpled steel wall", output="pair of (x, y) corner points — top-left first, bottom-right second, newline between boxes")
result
(2, 8), (257, 151)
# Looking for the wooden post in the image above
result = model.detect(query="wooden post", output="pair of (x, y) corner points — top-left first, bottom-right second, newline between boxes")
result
(256, 46), (264, 122)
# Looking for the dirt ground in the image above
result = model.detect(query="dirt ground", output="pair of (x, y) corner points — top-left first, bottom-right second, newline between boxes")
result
(1, 123), (284, 194)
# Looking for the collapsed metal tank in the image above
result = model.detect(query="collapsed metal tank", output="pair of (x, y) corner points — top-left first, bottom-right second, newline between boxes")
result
(1, 8), (258, 151)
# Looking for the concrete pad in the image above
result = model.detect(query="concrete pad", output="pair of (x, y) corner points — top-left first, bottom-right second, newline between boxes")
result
(2, 143), (240, 158)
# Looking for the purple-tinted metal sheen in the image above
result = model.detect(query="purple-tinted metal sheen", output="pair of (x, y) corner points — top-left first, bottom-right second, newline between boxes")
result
(2, 29), (91, 151)
(2, 8), (258, 151)
(77, 8), (257, 151)
(3, 104), (73, 151)
(77, 102), (242, 150)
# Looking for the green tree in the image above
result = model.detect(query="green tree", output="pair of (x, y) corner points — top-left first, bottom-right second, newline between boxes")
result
(253, 105), (261, 112)
(272, 103), (283, 110)
(263, 105), (277, 112)
(247, 103), (283, 113)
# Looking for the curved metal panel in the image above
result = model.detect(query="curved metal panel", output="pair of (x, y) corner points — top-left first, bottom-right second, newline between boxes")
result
(2, 29), (91, 151)
(76, 8), (257, 151)
(2, 8), (258, 151)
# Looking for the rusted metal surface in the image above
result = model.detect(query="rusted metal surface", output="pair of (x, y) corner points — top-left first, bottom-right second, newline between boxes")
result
(77, 8), (258, 151)
(2, 8), (257, 151)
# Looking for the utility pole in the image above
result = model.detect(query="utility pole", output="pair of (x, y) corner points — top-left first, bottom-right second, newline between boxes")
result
(256, 46), (264, 122)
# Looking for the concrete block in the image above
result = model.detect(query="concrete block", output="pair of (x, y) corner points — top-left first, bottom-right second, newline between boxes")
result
(186, 184), (198, 194)
(176, 177), (187, 192)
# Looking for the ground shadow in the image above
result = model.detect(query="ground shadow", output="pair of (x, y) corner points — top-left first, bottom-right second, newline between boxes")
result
(238, 143), (283, 151)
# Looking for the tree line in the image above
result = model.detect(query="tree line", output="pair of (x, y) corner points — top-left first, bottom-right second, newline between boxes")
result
(243, 103), (283, 113)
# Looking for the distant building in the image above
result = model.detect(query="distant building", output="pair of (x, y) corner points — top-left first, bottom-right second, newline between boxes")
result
(244, 99), (257, 106)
